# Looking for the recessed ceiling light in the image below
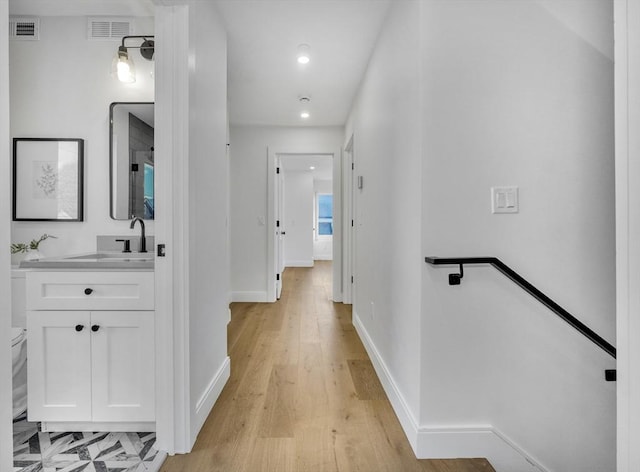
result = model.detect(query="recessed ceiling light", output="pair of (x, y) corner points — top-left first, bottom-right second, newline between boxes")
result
(300, 112), (310, 119)
(297, 44), (310, 64)
(310, 166), (316, 170)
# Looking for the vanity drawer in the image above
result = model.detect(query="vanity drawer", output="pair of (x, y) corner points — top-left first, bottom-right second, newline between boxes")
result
(26, 271), (154, 311)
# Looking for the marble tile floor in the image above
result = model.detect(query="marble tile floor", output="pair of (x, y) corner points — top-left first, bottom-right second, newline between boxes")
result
(13, 413), (164, 472)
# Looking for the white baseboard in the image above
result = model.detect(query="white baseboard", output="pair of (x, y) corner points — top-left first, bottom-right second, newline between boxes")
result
(313, 256), (333, 261)
(285, 260), (314, 267)
(352, 311), (421, 451)
(231, 291), (268, 302)
(352, 312), (549, 472)
(192, 356), (231, 446)
(416, 428), (548, 472)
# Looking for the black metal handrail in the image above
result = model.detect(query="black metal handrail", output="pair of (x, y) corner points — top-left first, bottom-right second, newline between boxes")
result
(425, 256), (616, 359)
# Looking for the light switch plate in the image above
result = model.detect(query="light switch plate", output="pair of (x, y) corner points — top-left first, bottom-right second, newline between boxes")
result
(491, 186), (519, 214)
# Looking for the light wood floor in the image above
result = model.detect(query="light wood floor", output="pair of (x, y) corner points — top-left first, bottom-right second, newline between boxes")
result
(160, 262), (495, 472)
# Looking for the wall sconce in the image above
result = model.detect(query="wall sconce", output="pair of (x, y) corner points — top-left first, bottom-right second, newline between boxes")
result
(113, 35), (155, 83)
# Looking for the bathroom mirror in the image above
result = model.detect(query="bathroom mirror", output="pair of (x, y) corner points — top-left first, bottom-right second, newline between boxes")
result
(109, 102), (155, 220)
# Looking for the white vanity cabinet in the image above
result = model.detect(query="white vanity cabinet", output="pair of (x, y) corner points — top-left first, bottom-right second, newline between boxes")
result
(26, 271), (155, 432)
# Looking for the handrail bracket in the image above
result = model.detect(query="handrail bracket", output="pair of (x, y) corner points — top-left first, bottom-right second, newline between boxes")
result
(449, 264), (464, 285)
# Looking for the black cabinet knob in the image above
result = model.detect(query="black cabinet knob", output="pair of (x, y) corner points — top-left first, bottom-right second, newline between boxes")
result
(75, 324), (84, 332)
(84, 288), (93, 295)
(91, 325), (100, 332)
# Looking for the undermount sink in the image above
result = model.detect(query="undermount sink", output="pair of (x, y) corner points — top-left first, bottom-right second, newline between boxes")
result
(19, 251), (154, 269)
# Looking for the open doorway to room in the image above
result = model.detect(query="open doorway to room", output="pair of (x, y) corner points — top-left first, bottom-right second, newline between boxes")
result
(268, 152), (339, 302)
(281, 155), (334, 268)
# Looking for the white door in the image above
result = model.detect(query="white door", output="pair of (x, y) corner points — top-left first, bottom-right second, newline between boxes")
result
(91, 311), (155, 422)
(275, 156), (284, 299)
(27, 311), (92, 422)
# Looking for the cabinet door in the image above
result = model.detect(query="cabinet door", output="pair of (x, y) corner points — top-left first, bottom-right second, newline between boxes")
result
(90, 311), (155, 422)
(27, 311), (92, 422)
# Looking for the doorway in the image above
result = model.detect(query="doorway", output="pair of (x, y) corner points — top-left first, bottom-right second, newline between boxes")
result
(267, 150), (342, 302)
(279, 154), (334, 272)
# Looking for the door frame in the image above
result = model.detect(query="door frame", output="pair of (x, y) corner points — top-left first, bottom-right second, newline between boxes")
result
(343, 135), (354, 305)
(615, 1), (640, 469)
(1, 1), (13, 468)
(267, 148), (342, 302)
(153, 2), (190, 455)
(274, 154), (284, 299)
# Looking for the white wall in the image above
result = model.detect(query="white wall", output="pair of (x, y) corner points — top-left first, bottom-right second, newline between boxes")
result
(9, 16), (154, 259)
(186, 1), (230, 446)
(418, 1), (615, 471)
(1, 1), (14, 469)
(346, 0), (615, 470)
(344, 0), (423, 445)
(229, 125), (343, 301)
(314, 179), (332, 194)
(283, 171), (314, 267)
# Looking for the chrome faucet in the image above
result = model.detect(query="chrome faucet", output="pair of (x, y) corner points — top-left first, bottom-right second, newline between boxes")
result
(130, 217), (147, 253)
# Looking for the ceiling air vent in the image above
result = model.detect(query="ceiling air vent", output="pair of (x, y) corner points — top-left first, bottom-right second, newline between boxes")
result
(88, 17), (132, 40)
(9, 17), (39, 40)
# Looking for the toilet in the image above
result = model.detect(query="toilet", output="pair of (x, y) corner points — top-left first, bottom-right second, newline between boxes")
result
(12, 328), (27, 419)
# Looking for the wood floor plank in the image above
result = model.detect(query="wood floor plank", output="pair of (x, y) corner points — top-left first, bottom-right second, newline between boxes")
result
(348, 359), (387, 400)
(421, 458), (496, 472)
(319, 323), (369, 362)
(333, 431), (383, 472)
(299, 303), (321, 343)
(160, 262), (495, 472)
(242, 438), (296, 472)
(227, 302), (258, 353)
(261, 300), (285, 332)
(271, 304), (300, 365)
(258, 364), (297, 438)
(295, 342), (329, 423)
(362, 399), (426, 472)
(294, 422), (339, 472)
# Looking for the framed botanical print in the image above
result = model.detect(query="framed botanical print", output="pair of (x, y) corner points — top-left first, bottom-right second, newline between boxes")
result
(13, 138), (84, 221)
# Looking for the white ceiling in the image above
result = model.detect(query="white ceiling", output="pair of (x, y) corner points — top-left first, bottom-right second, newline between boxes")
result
(281, 154), (333, 181)
(9, 0), (391, 128)
(215, 0), (391, 126)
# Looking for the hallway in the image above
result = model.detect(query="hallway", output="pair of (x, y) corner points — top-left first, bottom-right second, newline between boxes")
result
(161, 262), (494, 472)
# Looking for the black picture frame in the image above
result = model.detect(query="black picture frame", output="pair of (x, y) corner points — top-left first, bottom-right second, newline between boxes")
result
(13, 138), (84, 221)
